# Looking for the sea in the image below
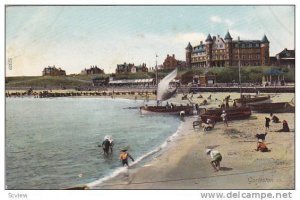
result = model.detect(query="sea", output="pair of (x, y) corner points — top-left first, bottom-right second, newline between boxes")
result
(5, 97), (181, 189)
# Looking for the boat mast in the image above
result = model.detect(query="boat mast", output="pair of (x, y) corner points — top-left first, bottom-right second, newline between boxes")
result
(156, 54), (158, 106)
(238, 36), (242, 98)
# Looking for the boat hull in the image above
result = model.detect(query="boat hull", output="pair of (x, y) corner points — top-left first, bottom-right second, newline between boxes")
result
(200, 106), (252, 122)
(250, 102), (295, 113)
(140, 105), (194, 115)
(235, 95), (271, 107)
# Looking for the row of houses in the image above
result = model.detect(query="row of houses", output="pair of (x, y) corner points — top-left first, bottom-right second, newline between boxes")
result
(42, 65), (105, 76)
(42, 47), (294, 77)
(115, 63), (148, 74)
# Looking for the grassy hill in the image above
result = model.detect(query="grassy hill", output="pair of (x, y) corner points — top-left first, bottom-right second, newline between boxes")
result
(6, 76), (93, 87)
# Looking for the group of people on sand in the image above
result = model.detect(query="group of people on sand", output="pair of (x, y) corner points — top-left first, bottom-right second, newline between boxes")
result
(258, 113), (291, 153)
(204, 110), (291, 172)
(265, 113), (290, 132)
(100, 136), (135, 167)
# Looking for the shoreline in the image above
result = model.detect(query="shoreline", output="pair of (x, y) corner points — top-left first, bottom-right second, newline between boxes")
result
(89, 113), (294, 189)
(85, 121), (185, 189)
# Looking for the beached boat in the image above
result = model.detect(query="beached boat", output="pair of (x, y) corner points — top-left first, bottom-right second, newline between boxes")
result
(140, 105), (194, 115)
(200, 106), (252, 122)
(234, 94), (271, 106)
(140, 68), (194, 115)
(250, 102), (295, 113)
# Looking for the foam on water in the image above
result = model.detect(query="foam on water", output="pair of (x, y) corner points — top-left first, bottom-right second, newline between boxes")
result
(86, 121), (183, 188)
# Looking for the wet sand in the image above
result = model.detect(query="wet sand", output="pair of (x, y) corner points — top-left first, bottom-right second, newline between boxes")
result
(89, 93), (294, 189)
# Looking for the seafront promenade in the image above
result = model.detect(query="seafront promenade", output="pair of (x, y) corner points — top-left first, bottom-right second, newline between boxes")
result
(5, 85), (295, 98)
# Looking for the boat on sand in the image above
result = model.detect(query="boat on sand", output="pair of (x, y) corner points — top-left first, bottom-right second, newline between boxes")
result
(249, 102), (295, 113)
(140, 68), (194, 115)
(200, 106), (252, 122)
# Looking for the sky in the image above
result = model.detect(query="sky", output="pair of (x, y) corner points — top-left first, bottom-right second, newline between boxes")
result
(5, 5), (295, 76)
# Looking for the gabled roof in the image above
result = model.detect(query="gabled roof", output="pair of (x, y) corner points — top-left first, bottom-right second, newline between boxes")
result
(277, 48), (295, 58)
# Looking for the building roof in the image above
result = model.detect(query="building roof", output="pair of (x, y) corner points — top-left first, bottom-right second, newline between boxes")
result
(224, 31), (232, 40)
(192, 44), (206, 53)
(109, 78), (154, 84)
(277, 48), (295, 58)
(261, 35), (270, 43)
(185, 42), (193, 50)
(232, 40), (261, 48)
(205, 34), (213, 42)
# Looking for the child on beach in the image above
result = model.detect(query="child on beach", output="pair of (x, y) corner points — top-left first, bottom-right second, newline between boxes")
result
(220, 110), (228, 127)
(256, 139), (269, 152)
(119, 149), (134, 167)
(206, 149), (222, 172)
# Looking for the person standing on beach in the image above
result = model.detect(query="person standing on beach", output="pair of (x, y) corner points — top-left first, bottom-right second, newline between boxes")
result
(119, 150), (134, 167)
(265, 117), (271, 130)
(220, 110), (228, 127)
(206, 149), (222, 172)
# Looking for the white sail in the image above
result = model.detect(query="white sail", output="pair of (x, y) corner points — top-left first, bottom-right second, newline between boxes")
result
(157, 68), (178, 101)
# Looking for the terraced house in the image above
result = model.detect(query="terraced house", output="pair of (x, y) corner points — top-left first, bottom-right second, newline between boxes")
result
(185, 31), (270, 68)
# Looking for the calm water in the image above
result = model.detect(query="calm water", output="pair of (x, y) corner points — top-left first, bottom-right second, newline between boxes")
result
(5, 97), (181, 189)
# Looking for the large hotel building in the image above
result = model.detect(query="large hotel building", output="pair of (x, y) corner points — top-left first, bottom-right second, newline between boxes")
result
(186, 31), (270, 68)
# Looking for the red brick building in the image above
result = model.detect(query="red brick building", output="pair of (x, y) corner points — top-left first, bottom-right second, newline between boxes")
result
(186, 31), (270, 68)
(81, 66), (104, 75)
(42, 66), (66, 76)
(116, 62), (148, 74)
(162, 54), (186, 70)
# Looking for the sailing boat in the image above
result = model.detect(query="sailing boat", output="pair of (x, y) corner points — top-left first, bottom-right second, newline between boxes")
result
(140, 68), (194, 115)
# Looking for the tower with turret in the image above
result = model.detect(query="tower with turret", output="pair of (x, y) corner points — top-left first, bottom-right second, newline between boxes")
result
(205, 34), (213, 67)
(261, 34), (270, 66)
(224, 31), (233, 66)
(185, 42), (193, 68)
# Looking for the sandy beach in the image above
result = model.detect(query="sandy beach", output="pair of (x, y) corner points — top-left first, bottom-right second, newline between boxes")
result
(88, 92), (294, 189)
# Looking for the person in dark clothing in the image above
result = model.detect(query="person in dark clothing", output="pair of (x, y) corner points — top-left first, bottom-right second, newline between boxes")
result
(119, 150), (134, 167)
(275, 120), (290, 132)
(270, 113), (280, 123)
(265, 117), (271, 130)
(102, 139), (112, 156)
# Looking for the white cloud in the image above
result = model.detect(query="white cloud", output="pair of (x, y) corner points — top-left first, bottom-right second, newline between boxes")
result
(210, 16), (222, 23)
